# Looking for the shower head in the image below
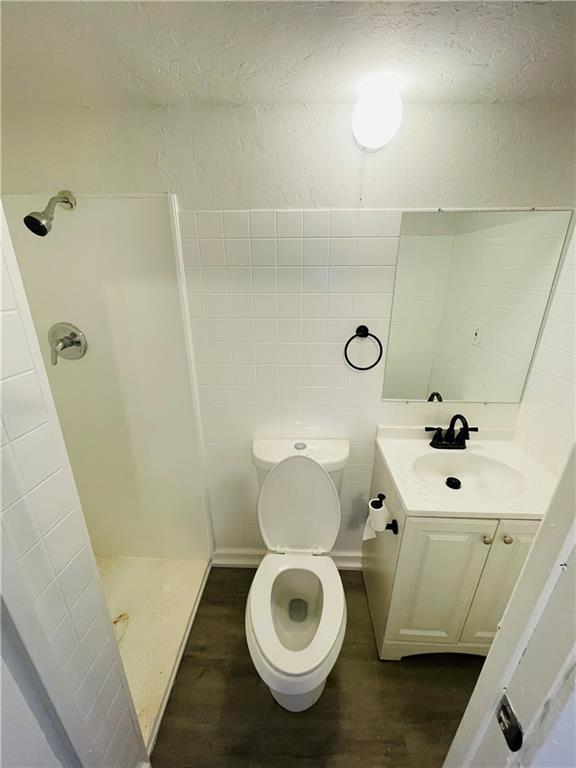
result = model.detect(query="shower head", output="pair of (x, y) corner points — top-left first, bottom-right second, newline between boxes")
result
(23, 191), (76, 236)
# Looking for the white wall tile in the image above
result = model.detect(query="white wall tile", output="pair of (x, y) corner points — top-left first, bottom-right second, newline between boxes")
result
(277, 239), (303, 265)
(303, 210), (330, 237)
(1, 445), (24, 509)
(251, 239), (276, 265)
(357, 210), (387, 237)
(11, 424), (60, 490)
(2, 498), (40, 557)
(178, 211), (197, 239)
(2, 311), (33, 377)
(329, 238), (356, 265)
(303, 267), (328, 293)
(249, 210), (276, 238)
(181, 238), (199, 265)
(35, 581), (68, 634)
(2, 371), (49, 440)
(303, 238), (329, 265)
(1, 258), (17, 310)
(277, 267), (302, 293)
(44, 509), (86, 573)
(25, 470), (75, 534)
(20, 542), (55, 597)
(63, 645), (90, 693)
(199, 238), (225, 265)
(225, 238), (251, 265)
(196, 211), (224, 238)
(49, 615), (79, 667)
(71, 581), (101, 638)
(223, 211), (249, 238)
(276, 210), (303, 238)
(330, 211), (358, 238)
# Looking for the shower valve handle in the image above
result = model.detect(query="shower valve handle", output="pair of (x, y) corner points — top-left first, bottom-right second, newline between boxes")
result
(51, 335), (77, 365)
(48, 323), (88, 366)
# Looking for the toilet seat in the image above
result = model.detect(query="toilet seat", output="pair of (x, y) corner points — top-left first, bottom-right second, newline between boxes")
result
(249, 553), (345, 677)
(258, 455), (341, 553)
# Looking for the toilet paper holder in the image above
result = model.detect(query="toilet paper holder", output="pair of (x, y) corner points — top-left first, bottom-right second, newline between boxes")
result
(370, 494), (399, 535)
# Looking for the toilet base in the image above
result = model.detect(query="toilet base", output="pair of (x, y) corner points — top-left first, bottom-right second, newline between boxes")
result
(269, 680), (326, 712)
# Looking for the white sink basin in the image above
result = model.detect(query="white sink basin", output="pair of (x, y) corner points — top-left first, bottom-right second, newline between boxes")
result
(412, 452), (527, 501)
(377, 428), (555, 518)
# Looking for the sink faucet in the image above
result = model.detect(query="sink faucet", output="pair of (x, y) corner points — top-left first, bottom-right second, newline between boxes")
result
(425, 414), (479, 450)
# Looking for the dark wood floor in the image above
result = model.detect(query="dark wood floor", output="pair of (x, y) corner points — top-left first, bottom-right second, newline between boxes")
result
(152, 568), (483, 768)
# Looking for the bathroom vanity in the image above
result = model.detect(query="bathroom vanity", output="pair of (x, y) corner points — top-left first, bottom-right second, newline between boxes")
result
(363, 428), (555, 660)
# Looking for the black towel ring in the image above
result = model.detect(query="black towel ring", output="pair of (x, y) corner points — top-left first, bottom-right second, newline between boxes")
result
(344, 325), (383, 371)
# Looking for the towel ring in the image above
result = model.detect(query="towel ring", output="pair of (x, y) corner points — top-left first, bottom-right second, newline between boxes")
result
(344, 325), (383, 371)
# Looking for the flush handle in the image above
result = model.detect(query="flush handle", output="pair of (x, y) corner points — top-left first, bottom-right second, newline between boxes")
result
(503, 535), (514, 545)
(482, 535), (493, 545)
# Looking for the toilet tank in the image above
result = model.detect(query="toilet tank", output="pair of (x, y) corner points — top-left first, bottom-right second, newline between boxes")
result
(252, 439), (349, 494)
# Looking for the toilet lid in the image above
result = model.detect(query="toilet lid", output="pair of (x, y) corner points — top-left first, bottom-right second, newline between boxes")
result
(258, 455), (341, 553)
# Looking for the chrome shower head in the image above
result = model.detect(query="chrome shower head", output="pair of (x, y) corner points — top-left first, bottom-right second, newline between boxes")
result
(23, 191), (76, 236)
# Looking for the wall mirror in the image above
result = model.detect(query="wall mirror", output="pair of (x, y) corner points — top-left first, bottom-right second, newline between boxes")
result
(382, 210), (572, 402)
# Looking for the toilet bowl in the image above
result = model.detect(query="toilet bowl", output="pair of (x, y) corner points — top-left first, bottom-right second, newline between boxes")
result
(245, 452), (348, 711)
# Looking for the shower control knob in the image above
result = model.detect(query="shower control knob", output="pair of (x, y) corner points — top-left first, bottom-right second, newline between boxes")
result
(48, 322), (87, 366)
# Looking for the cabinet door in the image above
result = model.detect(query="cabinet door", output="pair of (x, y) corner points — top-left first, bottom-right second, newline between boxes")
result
(460, 519), (539, 645)
(386, 517), (498, 645)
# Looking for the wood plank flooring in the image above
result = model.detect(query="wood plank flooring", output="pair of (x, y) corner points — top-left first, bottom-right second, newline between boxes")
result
(152, 568), (483, 768)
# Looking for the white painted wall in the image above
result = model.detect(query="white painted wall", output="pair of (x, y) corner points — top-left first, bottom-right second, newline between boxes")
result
(1, 208), (146, 766)
(2, 102), (574, 209)
(531, 690), (576, 768)
(3, 194), (211, 561)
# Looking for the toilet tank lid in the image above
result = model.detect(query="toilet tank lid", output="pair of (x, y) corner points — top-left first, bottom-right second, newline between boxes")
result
(252, 439), (349, 472)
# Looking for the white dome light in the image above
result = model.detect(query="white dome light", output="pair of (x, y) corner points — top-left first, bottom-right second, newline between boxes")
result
(352, 73), (404, 152)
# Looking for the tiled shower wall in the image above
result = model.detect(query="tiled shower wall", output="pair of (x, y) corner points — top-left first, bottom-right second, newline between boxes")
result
(177, 209), (521, 560)
(1, 220), (145, 766)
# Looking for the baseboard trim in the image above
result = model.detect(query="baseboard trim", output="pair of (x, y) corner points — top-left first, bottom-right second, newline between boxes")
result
(212, 549), (361, 570)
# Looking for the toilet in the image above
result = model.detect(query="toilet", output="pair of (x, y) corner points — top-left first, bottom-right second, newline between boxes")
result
(246, 439), (349, 712)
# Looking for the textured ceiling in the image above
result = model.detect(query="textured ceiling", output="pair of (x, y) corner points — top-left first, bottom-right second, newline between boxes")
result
(2, 1), (575, 108)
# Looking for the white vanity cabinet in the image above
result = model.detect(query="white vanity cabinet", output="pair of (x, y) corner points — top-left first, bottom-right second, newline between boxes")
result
(385, 517), (499, 646)
(459, 519), (539, 645)
(363, 441), (541, 660)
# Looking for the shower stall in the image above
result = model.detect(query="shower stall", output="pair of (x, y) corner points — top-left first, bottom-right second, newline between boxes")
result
(3, 193), (211, 748)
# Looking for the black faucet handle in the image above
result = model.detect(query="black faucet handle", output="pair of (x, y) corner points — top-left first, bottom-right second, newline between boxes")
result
(454, 425), (479, 445)
(425, 427), (444, 448)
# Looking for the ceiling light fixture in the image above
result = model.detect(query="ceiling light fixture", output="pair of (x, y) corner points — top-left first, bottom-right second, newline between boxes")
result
(352, 73), (404, 152)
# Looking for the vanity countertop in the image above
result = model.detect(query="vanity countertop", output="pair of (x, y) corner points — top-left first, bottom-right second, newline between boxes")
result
(376, 427), (556, 519)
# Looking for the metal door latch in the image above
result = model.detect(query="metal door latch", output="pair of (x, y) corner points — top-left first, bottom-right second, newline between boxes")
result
(497, 694), (523, 752)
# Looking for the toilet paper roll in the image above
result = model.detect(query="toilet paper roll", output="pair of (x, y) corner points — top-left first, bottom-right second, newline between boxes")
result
(368, 497), (392, 532)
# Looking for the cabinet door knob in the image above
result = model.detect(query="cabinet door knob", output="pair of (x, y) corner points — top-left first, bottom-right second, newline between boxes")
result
(503, 535), (514, 545)
(482, 535), (493, 545)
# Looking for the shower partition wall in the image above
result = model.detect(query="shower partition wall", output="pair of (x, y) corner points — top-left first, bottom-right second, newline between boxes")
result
(3, 193), (211, 748)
